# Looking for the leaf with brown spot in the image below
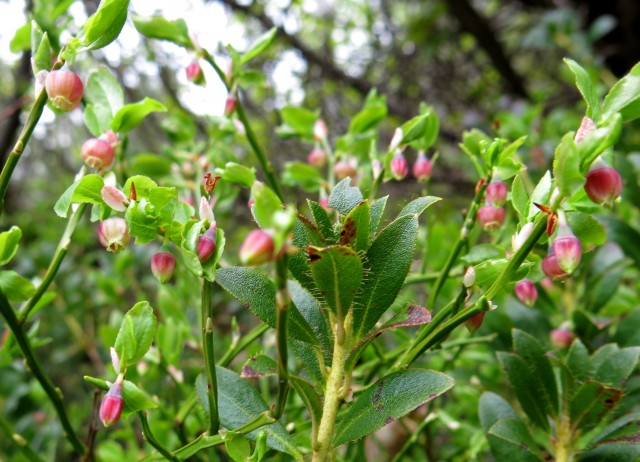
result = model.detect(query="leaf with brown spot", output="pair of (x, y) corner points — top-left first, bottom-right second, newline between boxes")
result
(241, 355), (277, 379)
(570, 381), (624, 431)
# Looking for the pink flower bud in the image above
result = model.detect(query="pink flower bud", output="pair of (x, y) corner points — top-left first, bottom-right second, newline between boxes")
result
(100, 381), (124, 427)
(224, 94), (238, 117)
(486, 180), (508, 207)
(45, 70), (84, 112)
(82, 138), (115, 170)
(477, 205), (505, 232)
(412, 151), (432, 182)
(514, 279), (537, 307)
(307, 148), (327, 168)
(98, 218), (130, 253)
(239, 229), (275, 266)
(313, 119), (328, 141)
(465, 312), (485, 333)
(199, 196), (215, 223)
(151, 249), (176, 284)
(334, 159), (357, 180)
(99, 131), (119, 149)
(319, 197), (331, 211)
(552, 232), (582, 274)
(196, 226), (217, 263)
(186, 60), (205, 84)
(574, 116), (596, 144)
(390, 151), (409, 181)
(101, 185), (128, 212)
(550, 328), (574, 348)
(541, 252), (570, 281)
(585, 166), (622, 207)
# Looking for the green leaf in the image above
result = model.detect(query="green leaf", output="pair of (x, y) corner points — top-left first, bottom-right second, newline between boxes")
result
(478, 392), (518, 431)
(0, 270), (35, 301)
(512, 330), (559, 417)
(308, 245), (363, 320)
(349, 92), (387, 134)
(353, 214), (418, 339)
(241, 355), (277, 378)
(278, 106), (317, 138)
(602, 62), (640, 122)
(338, 201), (370, 251)
(111, 98), (167, 133)
(32, 31), (51, 74)
(497, 352), (550, 430)
(10, 22), (31, 53)
(564, 58), (600, 120)
(125, 200), (158, 244)
(288, 280), (331, 356)
(288, 220), (316, 292)
(567, 212), (606, 248)
(216, 162), (256, 188)
(128, 154), (172, 177)
(83, 377), (158, 417)
(131, 14), (193, 48)
(114, 301), (157, 371)
(511, 175), (528, 221)
(328, 178), (364, 215)
(474, 259), (533, 290)
(307, 200), (335, 242)
(0, 226), (22, 266)
(553, 133), (584, 199)
(460, 244), (503, 266)
(83, 105), (103, 137)
(487, 419), (544, 461)
(565, 339), (590, 383)
(282, 162), (323, 192)
(215, 267), (319, 345)
(85, 67), (124, 132)
(224, 432), (252, 462)
(579, 444), (640, 462)
(290, 375), (322, 438)
(54, 180), (80, 218)
(241, 27), (277, 65)
(214, 367), (303, 459)
(71, 174), (105, 204)
(369, 196), (388, 234)
(334, 369), (454, 445)
(577, 113), (622, 170)
(592, 347), (640, 388)
(123, 175), (157, 200)
(179, 221), (225, 281)
(80, 0), (130, 51)
(591, 411), (640, 445)
(397, 196), (441, 219)
(251, 182), (282, 229)
(570, 381), (623, 431)
(148, 187), (177, 227)
(527, 170), (553, 220)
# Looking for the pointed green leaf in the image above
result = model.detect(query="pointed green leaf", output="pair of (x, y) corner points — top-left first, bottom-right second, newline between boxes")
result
(125, 199), (158, 244)
(369, 195), (388, 235)
(224, 431), (252, 462)
(290, 375), (322, 438)
(553, 133), (584, 199)
(511, 175), (528, 221)
(0, 226), (22, 266)
(308, 199), (335, 242)
(80, 0), (130, 51)
(288, 280), (331, 356)
(592, 347), (640, 388)
(328, 178), (364, 215)
(241, 355), (277, 378)
(0, 270), (35, 301)
(241, 27), (278, 65)
(251, 182), (282, 229)
(397, 196), (440, 219)
(114, 301), (157, 370)
(527, 170), (552, 220)
(602, 62), (640, 122)
(487, 419), (544, 461)
(478, 392), (519, 431)
(334, 369), (454, 445)
(71, 174), (105, 205)
(338, 201), (370, 251)
(564, 58), (600, 120)
(215, 162), (256, 188)
(131, 14), (193, 48)
(85, 67), (124, 123)
(83, 376), (158, 417)
(111, 98), (167, 133)
(570, 381), (623, 431)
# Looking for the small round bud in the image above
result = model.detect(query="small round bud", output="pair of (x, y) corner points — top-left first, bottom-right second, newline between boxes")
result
(307, 148), (328, 168)
(82, 138), (115, 170)
(465, 312), (485, 333)
(151, 250), (176, 284)
(585, 166), (622, 207)
(98, 218), (130, 253)
(224, 94), (238, 117)
(239, 229), (275, 266)
(313, 119), (328, 141)
(412, 151), (432, 182)
(101, 185), (128, 212)
(197, 226), (217, 263)
(552, 234), (582, 274)
(334, 159), (357, 180)
(486, 180), (508, 207)
(45, 70), (84, 112)
(477, 205), (505, 232)
(390, 151), (408, 181)
(319, 197), (331, 211)
(514, 279), (538, 307)
(550, 328), (574, 348)
(99, 381), (124, 427)
(186, 60), (205, 85)
(541, 253), (570, 281)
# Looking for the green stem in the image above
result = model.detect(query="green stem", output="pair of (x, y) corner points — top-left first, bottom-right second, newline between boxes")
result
(201, 50), (284, 201)
(18, 203), (88, 323)
(201, 280), (219, 434)
(0, 60), (64, 215)
(174, 411), (275, 459)
(0, 290), (86, 455)
(138, 411), (181, 462)
(271, 257), (291, 419)
(217, 322), (269, 367)
(0, 415), (45, 462)
(403, 271), (460, 286)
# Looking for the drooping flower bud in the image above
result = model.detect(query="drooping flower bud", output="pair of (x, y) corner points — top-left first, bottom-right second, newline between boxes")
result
(584, 165), (622, 207)
(465, 312), (485, 333)
(196, 225), (217, 263)
(98, 218), (130, 253)
(307, 148), (327, 168)
(313, 119), (328, 141)
(390, 151), (408, 181)
(151, 248), (176, 284)
(552, 224), (582, 274)
(477, 205), (505, 232)
(512, 222), (534, 253)
(99, 380), (124, 427)
(224, 94), (238, 117)
(486, 180), (508, 207)
(514, 279), (537, 307)
(239, 229), (275, 266)
(550, 328), (574, 348)
(45, 70), (84, 112)
(574, 116), (596, 144)
(412, 151), (432, 182)
(334, 159), (357, 180)
(463, 266), (476, 288)
(82, 138), (115, 170)
(541, 252), (570, 281)
(199, 196), (215, 224)
(186, 60), (205, 85)
(101, 185), (128, 212)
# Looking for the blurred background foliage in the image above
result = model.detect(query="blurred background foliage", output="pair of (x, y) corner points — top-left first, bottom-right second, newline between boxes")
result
(1, 0), (640, 460)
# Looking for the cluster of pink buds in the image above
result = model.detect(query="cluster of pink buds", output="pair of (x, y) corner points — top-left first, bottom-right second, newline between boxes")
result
(186, 60), (205, 85)
(477, 178), (508, 232)
(390, 150), (409, 181)
(98, 218), (130, 254)
(151, 247), (176, 284)
(514, 279), (538, 306)
(99, 376), (124, 427)
(413, 151), (432, 182)
(45, 69), (84, 112)
(82, 138), (115, 170)
(239, 229), (275, 266)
